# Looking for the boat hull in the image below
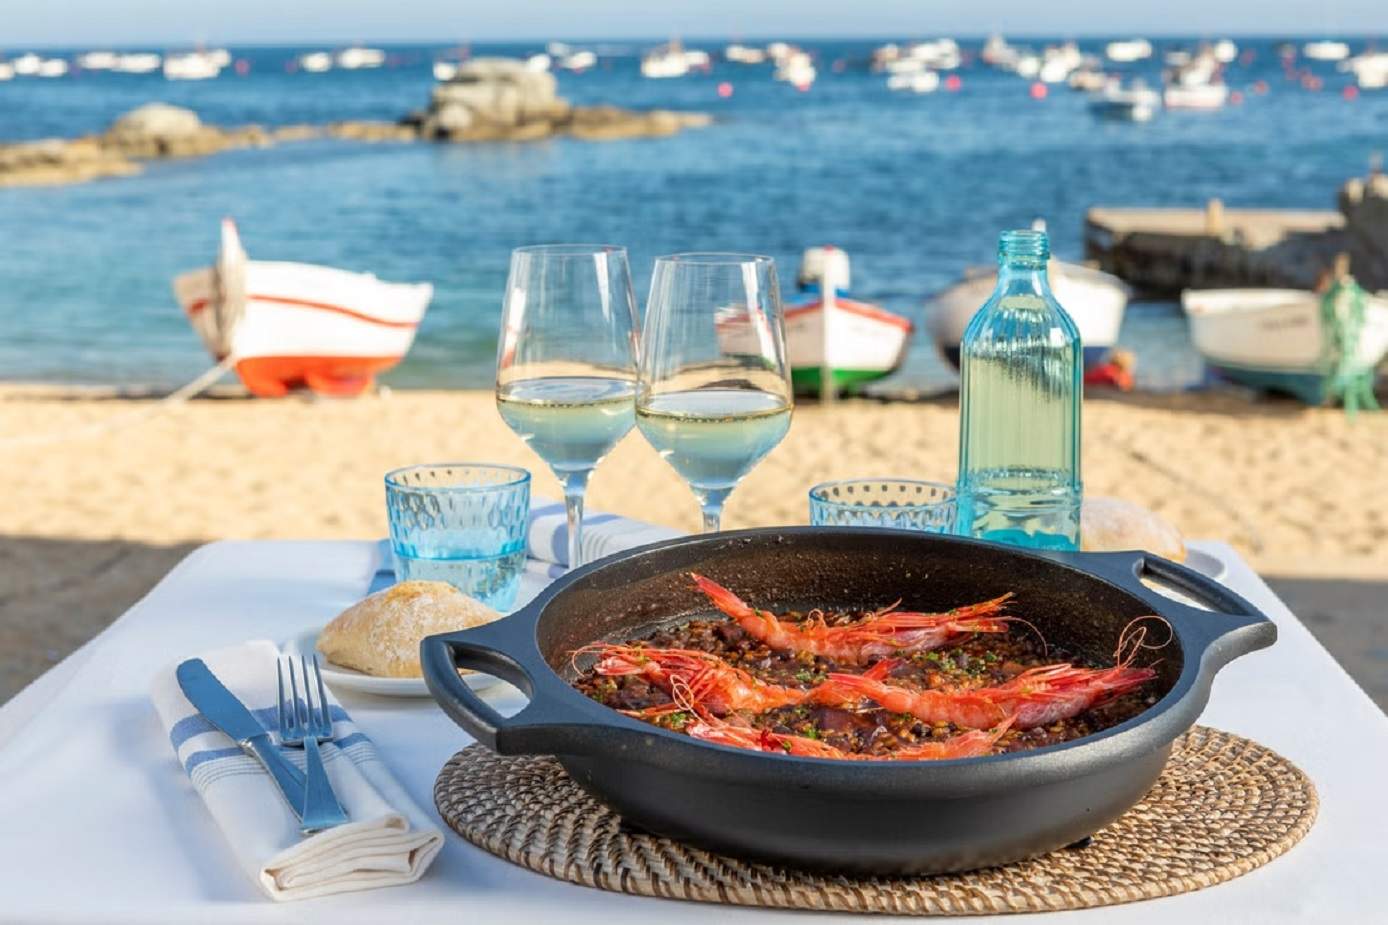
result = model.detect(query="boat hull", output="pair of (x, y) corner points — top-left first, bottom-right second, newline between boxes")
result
(173, 260), (432, 398)
(718, 296), (912, 394)
(928, 262), (1129, 371)
(1182, 288), (1388, 403)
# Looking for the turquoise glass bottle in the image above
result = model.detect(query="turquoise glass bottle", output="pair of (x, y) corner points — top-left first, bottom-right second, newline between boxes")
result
(955, 229), (1083, 550)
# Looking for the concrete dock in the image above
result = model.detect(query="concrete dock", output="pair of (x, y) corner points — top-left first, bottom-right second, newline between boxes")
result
(1084, 202), (1348, 294)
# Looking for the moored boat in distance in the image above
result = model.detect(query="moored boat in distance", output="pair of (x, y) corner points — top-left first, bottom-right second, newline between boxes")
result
(559, 50), (596, 71)
(1090, 78), (1160, 121)
(1341, 51), (1388, 89)
(11, 53), (43, 76)
(1105, 39), (1152, 63)
(299, 51), (333, 73)
(77, 51), (119, 70)
(335, 46), (386, 69)
(1303, 40), (1350, 62)
(114, 52), (161, 73)
(887, 70), (939, 93)
(929, 259), (1130, 371)
(772, 48), (816, 88)
(35, 58), (69, 78)
(717, 247), (912, 396)
(0, 62), (12, 81)
(641, 40), (701, 78)
(1163, 50), (1227, 109)
(725, 43), (767, 64)
(172, 219), (432, 398)
(163, 51), (221, 81)
(1182, 288), (1388, 404)
(1212, 39), (1239, 63)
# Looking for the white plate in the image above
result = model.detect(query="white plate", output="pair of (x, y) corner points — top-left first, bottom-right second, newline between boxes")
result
(1183, 548), (1228, 582)
(284, 627), (500, 698)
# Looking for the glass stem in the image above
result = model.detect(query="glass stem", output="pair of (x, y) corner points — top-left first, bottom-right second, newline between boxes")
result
(561, 470), (590, 570)
(696, 486), (732, 534)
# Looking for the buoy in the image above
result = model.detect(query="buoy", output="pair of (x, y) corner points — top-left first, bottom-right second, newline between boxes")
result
(1344, 85), (1359, 100)
(717, 81), (733, 98)
(795, 80), (811, 92)
(1253, 79), (1269, 94)
(234, 59), (250, 76)
(832, 59), (846, 73)
(945, 74), (962, 91)
(1230, 90), (1244, 104)
(1029, 81), (1048, 99)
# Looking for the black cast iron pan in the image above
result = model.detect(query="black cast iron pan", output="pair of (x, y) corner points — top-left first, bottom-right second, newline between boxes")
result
(422, 528), (1275, 875)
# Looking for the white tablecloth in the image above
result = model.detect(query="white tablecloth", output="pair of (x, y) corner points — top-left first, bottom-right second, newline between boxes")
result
(0, 540), (1384, 923)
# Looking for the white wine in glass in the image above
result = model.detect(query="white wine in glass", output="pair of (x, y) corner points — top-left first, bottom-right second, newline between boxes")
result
(496, 245), (639, 568)
(636, 254), (793, 532)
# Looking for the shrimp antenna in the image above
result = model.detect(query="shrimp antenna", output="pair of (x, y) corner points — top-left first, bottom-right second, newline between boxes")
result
(1114, 615), (1173, 667)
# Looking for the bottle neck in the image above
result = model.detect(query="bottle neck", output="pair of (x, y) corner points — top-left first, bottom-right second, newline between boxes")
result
(995, 258), (1051, 296)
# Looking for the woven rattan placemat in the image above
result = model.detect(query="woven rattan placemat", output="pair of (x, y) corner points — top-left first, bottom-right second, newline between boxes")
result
(434, 726), (1316, 915)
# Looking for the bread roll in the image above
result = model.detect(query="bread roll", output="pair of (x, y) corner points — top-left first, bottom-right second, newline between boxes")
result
(317, 580), (503, 678)
(1081, 497), (1186, 562)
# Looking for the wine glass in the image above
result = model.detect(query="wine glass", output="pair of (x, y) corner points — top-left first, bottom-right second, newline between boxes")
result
(496, 244), (639, 569)
(636, 253), (793, 532)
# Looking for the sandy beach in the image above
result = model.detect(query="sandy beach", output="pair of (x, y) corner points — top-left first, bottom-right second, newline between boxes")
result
(1, 384), (1385, 708)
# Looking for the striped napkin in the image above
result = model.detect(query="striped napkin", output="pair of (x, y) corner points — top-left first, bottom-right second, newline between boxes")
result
(370, 496), (683, 594)
(149, 641), (443, 901)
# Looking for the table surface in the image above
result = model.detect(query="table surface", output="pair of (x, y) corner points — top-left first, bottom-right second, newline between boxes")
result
(1, 539), (1384, 923)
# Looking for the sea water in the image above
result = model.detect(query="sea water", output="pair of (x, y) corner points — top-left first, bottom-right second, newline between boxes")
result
(392, 542), (527, 611)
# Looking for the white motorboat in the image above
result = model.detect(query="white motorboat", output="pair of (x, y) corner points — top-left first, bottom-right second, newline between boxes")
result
(1342, 52), (1388, 89)
(1182, 288), (1388, 404)
(641, 41), (690, 78)
(717, 247), (912, 396)
(1303, 40), (1350, 62)
(1090, 81), (1160, 121)
(559, 50), (596, 71)
(980, 34), (1020, 70)
(173, 219), (432, 398)
(336, 46), (385, 69)
(299, 51), (333, 73)
(1069, 68), (1110, 92)
(163, 51), (221, 80)
(432, 60), (458, 81)
(1212, 39), (1239, 63)
(525, 53), (552, 72)
(114, 53), (162, 73)
(725, 43), (767, 64)
(11, 53), (42, 76)
(77, 51), (119, 70)
(1039, 42), (1083, 83)
(773, 50), (816, 87)
(929, 260), (1131, 371)
(1163, 82), (1229, 109)
(887, 70), (940, 93)
(1105, 39), (1152, 63)
(0, 62), (12, 81)
(35, 58), (69, 78)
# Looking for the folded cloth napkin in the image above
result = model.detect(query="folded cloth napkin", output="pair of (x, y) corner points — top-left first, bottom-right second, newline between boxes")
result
(149, 640), (443, 901)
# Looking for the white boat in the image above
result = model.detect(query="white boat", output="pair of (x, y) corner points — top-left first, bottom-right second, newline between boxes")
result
(559, 50), (596, 71)
(717, 247), (912, 396)
(1038, 42), (1083, 82)
(11, 53), (42, 76)
(980, 34), (1019, 69)
(1163, 82), (1228, 109)
(114, 52), (161, 73)
(1105, 39), (1152, 63)
(163, 51), (221, 80)
(929, 261), (1131, 371)
(1014, 53), (1041, 79)
(1303, 40), (1350, 62)
(299, 51), (333, 73)
(1090, 81), (1160, 121)
(172, 219), (432, 398)
(641, 44), (688, 78)
(526, 53), (552, 72)
(773, 51), (816, 87)
(0, 62), (12, 81)
(1212, 39), (1238, 63)
(1342, 52), (1388, 89)
(765, 42), (792, 60)
(1068, 67), (1109, 92)
(887, 70), (939, 93)
(1182, 288), (1388, 404)
(432, 60), (458, 81)
(207, 48), (232, 68)
(77, 51), (119, 70)
(880, 38), (959, 71)
(725, 43), (766, 64)
(35, 58), (69, 78)
(336, 46), (385, 69)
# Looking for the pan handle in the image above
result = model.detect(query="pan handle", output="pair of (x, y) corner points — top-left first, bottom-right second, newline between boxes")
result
(1065, 550), (1277, 663)
(420, 612), (610, 756)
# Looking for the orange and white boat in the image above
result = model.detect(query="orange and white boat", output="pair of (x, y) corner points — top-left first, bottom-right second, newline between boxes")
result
(172, 219), (432, 397)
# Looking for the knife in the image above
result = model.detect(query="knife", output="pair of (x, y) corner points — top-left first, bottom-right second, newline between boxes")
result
(176, 658), (306, 818)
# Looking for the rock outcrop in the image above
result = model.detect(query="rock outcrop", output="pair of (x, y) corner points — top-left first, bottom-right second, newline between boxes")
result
(407, 57), (710, 143)
(0, 71), (712, 188)
(1339, 172), (1388, 291)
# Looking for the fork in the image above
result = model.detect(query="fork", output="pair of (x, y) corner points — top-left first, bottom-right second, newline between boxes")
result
(278, 655), (349, 834)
